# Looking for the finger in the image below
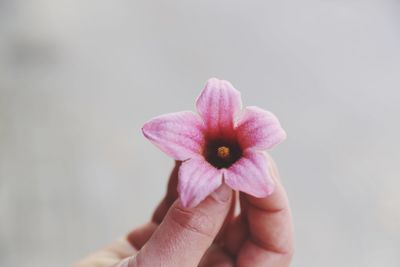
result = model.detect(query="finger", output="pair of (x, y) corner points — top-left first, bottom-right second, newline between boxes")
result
(126, 222), (158, 250)
(129, 161), (235, 253)
(237, 155), (294, 267)
(130, 184), (233, 267)
(152, 161), (180, 224)
(222, 179), (258, 256)
(214, 190), (237, 244)
(223, 213), (248, 256)
(199, 244), (234, 267)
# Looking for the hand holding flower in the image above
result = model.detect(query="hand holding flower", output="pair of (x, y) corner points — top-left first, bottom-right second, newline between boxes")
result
(73, 79), (293, 267)
(73, 158), (293, 267)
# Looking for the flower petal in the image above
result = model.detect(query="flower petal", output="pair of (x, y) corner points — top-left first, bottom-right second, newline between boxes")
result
(142, 111), (205, 161)
(196, 78), (242, 136)
(235, 106), (287, 150)
(178, 157), (223, 208)
(224, 151), (274, 197)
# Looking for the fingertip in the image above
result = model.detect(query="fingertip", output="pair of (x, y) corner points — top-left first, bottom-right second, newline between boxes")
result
(210, 184), (232, 204)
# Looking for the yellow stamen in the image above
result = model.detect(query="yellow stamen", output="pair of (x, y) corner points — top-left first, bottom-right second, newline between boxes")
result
(217, 146), (230, 159)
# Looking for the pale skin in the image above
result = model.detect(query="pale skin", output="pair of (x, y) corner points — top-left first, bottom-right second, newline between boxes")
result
(73, 156), (294, 267)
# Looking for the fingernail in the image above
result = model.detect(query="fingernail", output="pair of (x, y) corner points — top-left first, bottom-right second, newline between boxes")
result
(211, 184), (232, 203)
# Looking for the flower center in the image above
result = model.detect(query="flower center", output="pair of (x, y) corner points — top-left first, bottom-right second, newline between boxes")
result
(217, 146), (230, 159)
(203, 138), (242, 169)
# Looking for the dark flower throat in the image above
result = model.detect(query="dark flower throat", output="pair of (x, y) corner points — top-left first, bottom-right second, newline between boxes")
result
(203, 138), (242, 169)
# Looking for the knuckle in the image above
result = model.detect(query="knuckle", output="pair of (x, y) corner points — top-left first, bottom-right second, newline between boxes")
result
(168, 205), (215, 238)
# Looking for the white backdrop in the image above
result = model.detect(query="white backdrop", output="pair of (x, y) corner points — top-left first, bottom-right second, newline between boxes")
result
(1, 1), (399, 266)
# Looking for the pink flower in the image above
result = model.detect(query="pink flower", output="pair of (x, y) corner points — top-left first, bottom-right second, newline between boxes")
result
(142, 78), (287, 208)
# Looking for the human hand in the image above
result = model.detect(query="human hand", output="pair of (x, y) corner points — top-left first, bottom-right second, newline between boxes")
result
(73, 156), (294, 267)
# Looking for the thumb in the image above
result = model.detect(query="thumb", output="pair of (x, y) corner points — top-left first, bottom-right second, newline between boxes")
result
(127, 184), (232, 267)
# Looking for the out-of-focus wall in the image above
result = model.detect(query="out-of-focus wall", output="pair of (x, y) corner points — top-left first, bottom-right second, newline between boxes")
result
(1, 1), (399, 266)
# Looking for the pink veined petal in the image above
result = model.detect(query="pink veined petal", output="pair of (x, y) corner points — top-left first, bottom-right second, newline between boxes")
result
(178, 157), (223, 208)
(224, 151), (274, 198)
(196, 78), (242, 136)
(235, 106), (287, 150)
(142, 111), (205, 161)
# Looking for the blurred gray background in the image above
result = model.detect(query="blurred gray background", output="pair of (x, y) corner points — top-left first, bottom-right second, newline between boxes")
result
(1, 0), (399, 266)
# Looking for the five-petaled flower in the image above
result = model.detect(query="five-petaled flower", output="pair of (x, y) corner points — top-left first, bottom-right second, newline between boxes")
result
(142, 78), (287, 208)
